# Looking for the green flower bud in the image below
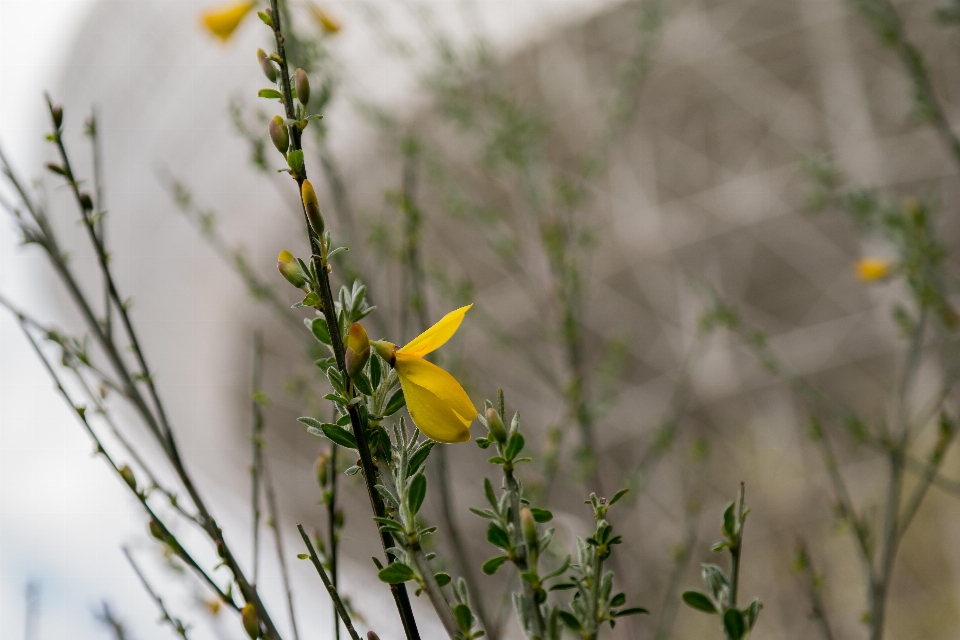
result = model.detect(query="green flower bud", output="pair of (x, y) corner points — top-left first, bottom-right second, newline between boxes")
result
(268, 115), (289, 154)
(301, 180), (324, 235)
(241, 603), (260, 639)
(520, 507), (538, 552)
(257, 48), (278, 83)
(485, 407), (508, 444)
(295, 68), (310, 105)
(277, 250), (306, 288)
(346, 323), (371, 379)
(314, 450), (330, 488)
(78, 192), (94, 211)
(148, 518), (165, 541)
(119, 464), (137, 491)
(370, 340), (397, 366)
(51, 104), (63, 130)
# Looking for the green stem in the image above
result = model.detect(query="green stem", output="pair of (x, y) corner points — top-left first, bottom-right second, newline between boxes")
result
(297, 525), (362, 640)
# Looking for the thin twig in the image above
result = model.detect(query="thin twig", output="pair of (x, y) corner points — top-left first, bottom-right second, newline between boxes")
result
(252, 332), (265, 584)
(795, 540), (838, 640)
(297, 524), (362, 640)
(123, 548), (191, 638)
(264, 458), (301, 640)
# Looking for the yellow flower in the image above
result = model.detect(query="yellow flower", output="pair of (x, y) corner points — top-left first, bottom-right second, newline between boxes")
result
(855, 257), (893, 282)
(372, 305), (477, 443)
(308, 3), (342, 34)
(200, 1), (256, 42)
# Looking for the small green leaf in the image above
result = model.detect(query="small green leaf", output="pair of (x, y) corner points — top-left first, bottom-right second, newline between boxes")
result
(377, 563), (414, 584)
(296, 553), (309, 560)
(407, 473), (427, 515)
(298, 416), (323, 430)
(504, 432), (525, 459)
(610, 593), (626, 607)
(722, 501), (736, 539)
(743, 598), (762, 629)
(256, 10), (272, 25)
(370, 354), (382, 388)
(481, 556), (508, 575)
(383, 388), (406, 416)
(344, 465), (360, 476)
(310, 318), (331, 344)
(530, 508), (553, 523)
(352, 372), (373, 396)
(483, 477), (497, 508)
(453, 604), (473, 633)
(558, 611), (581, 630)
(681, 590), (717, 614)
(723, 608), (746, 640)
(434, 572), (451, 587)
(486, 523), (511, 550)
(408, 441), (434, 475)
(320, 423), (358, 449)
(286, 149), (305, 176)
(612, 607), (649, 617)
(608, 488), (629, 505)
(258, 88), (283, 99)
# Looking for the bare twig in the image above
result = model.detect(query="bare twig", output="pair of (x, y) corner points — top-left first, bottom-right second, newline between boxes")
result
(296, 524), (362, 640)
(123, 548), (191, 638)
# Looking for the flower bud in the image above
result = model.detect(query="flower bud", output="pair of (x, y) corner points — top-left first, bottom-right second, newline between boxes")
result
(301, 180), (324, 235)
(257, 48), (278, 83)
(295, 68), (311, 105)
(855, 257), (893, 282)
(485, 407), (508, 444)
(314, 450), (330, 488)
(119, 464), (137, 491)
(241, 603), (260, 639)
(370, 340), (397, 366)
(367, 632), (381, 640)
(148, 518), (165, 541)
(346, 323), (371, 379)
(309, 4), (342, 34)
(51, 104), (63, 129)
(268, 116), (289, 154)
(277, 250), (306, 288)
(520, 507), (538, 552)
(78, 192), (94, 211)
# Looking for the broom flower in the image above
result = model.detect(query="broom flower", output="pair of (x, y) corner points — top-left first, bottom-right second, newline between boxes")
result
(200, 1), (255, 41)
(371, 305), (477, 444)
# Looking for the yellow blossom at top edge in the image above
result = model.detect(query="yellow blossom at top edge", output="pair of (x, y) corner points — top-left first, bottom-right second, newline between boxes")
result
(855, 257), (893, 282)
(200, 0), (256, 42)
(308, 3), (342, 34)
(383, 304), (477, 444)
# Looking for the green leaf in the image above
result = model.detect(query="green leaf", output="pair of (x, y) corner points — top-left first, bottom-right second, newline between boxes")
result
(530, 508), (553, 523)
(310, 318), (331, 344)
(377, 563), (414, 584)
(610, 593), (626, 607)
(344, 465), (360, 476)
(481, 556), (508, 575)
(504, 432), (525, 459)
(486, 523), (511, 550)
(352, 372), (373, 396)
(612, 607), (649, 617)
(743, 598), (762, 629)
(483, 477), (497, 508)
(258, 88), (283, 99)
(383, 388), (406, 416)
(296, 553), (309, 560)
(469, 507), (497, 520)
(408, 441), (434, 475)
(298, 416), (323, 430)
(701, 564), (728, 602)
(292, 291), (319, 308)
(723, 608), (746, 640)
(608, 488), (629, 505)
(407, 473), (427, 515)
(722, 501), (735, 539)
(453, 604), (473, 633)
(370, 354), (382, 388)
(681, 590), (717, 614)
(320, 423), (357, 449)
(256, 10), (273, 25)
(434, 572), (451, 587)
(558, 611), (581, 630)
(373, 516), (404, 533)
(286, 150), (305, 176)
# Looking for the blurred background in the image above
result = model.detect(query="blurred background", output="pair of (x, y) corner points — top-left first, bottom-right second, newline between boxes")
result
(2, 0), (959, 639)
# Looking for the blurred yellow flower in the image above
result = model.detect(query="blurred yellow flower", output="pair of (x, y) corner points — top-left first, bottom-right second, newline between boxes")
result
(855, 257), (893, 282)
(201, 1), (256, 41)
(308, 3), (342, 34)
(372, 305), (476, 443)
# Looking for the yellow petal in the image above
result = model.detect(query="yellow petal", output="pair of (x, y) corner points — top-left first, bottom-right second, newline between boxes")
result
(308, 3), (342, 34)
(201, 1), (255, 41)
(396, 354), (477, 423)
(855, 257), (892, 282)
(399, 304), (472, 358)
(399, 375), (471, 443)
